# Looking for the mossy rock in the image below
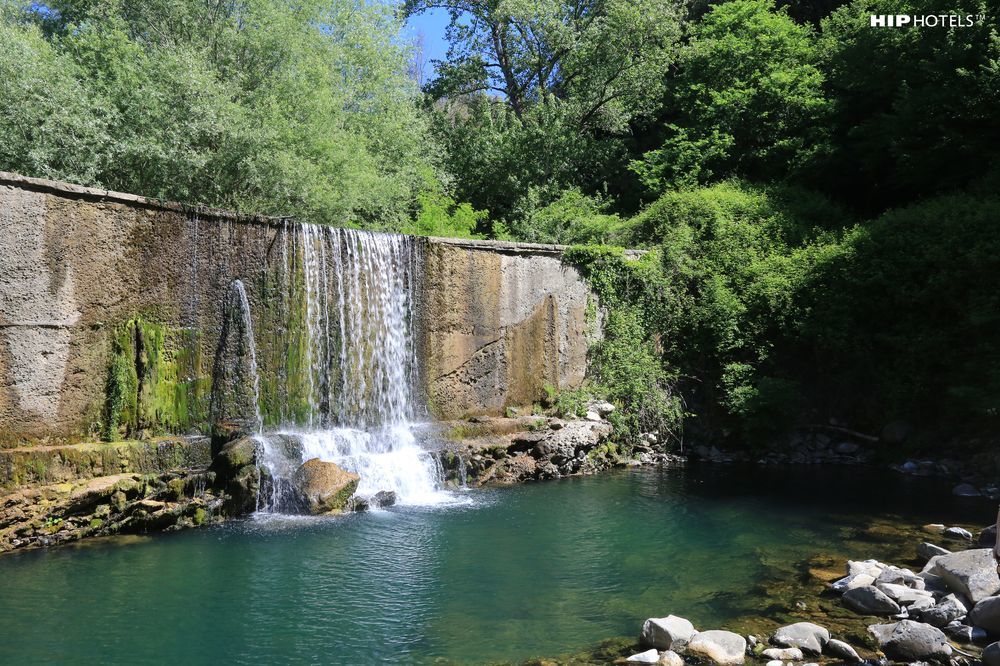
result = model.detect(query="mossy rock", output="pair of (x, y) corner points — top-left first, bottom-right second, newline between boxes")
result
(212, 437), (258, 478)
(293, 458), (359, 514)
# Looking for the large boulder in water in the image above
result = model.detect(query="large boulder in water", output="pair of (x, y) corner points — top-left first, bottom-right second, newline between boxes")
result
(293, 458), (359, 514)
(771, 622), (830, 655)
(640, 615), (697, 650)
(868, 620), (952, 662)
(686, 630), (746, 666)
(926, 548), (1000, 603)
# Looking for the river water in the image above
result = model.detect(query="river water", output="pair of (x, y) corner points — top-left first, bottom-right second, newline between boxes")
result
(0, 464), (989, 665)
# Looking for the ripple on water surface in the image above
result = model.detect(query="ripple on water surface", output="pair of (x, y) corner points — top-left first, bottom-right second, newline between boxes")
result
(0, 465), (990, 665)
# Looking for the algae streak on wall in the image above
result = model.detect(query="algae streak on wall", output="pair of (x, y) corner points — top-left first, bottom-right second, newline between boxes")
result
(0, 173), (598, 445)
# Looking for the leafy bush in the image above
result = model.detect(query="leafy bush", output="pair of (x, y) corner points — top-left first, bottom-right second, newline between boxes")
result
(564, 246), (683, 447)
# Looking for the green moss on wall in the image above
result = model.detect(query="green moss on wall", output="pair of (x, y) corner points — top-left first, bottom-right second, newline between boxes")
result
(102, 318), (209, 440)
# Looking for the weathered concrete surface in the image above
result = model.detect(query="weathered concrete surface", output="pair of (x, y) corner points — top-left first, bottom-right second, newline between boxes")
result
(419, 239), (596, 418)
(0, 173), (598, 442)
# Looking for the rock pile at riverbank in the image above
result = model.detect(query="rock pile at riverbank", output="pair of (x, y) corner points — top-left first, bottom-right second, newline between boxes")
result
(434, 403), (682, 486)
(615, 521), (1000, 666)
(0, 468), (223, 552)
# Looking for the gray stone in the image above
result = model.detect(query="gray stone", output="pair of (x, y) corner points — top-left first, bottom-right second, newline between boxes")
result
(835, 441), (860, 455)
(824, 638), (860, 662)
(932, 548), (1000, 603)
(876, 582), (933, 606)
(970, 595), (1000, 633)
(848, 559), (885, 577)
(908, 596), (936, 613)
(765, 661), (781, 666)
(944, 526), (974, 540)
(761, 647), (803, 660)
(659, 650), (684, 666)
(771, 622), (830, 655)
(867, 620), (952, 662)
(952, 483), (981, 497)
(626, 648), (661, 663)
(832, 573), (876, 593)
(686, 630), (746, 666)
(918, 594), (967, 627)
(591, 401), (615, 417)
(843, 585), (902, 615)
(917, 542), (951, 560)
(641, 615), (697, 651)
(942, 623), (987, 644)
(876, 566), (924, 589)
(981, 525), (998, 548)
(984, 641), (1000, 666)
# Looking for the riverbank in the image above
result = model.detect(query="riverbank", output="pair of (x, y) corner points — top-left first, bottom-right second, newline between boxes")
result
(534, 513), (999, 666)
(1, 405), (994, 557)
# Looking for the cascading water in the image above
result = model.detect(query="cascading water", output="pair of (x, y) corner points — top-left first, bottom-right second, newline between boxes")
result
(255, 225), (454, 512)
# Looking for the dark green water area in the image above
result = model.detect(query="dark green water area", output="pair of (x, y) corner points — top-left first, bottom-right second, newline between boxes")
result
(0, 464), (990, 665)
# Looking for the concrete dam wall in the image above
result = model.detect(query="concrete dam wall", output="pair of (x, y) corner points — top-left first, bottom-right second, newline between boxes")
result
(0, 173), (598, 444)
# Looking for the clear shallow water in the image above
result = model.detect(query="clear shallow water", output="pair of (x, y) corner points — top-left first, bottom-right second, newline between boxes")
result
(0, 465), (989, 665)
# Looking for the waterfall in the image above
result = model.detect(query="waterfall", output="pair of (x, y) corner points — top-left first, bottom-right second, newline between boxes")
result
(231, 279), (263, 433)
(255, 225), (453, 512)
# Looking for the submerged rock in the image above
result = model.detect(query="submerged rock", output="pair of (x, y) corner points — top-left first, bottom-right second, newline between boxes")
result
(868, 620), (952, 662)
(771, 622), (829, 655)
(953, 483), (981, 497)
(917, 542), (951, 560)
(929, 548), (1000, 603)
(686, 630), (746, 666)
(293, 458), (359, 514)
(641, 615), (697, 651)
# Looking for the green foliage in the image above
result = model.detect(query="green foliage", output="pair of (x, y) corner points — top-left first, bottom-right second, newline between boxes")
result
(564, 247), (683, 446)
(1, 0), (437, 228)
(798, 193), (1000, 428)
(431, 96), (627, 233)
(501, 188), (624, 245)
(400, 175), (487, 238)
(0, 18), (108, 184)
(816, 0), (999, 210)
(408, 0), (683, 133)
(616, 182), (851, 440)
(634, 0), (829, 192)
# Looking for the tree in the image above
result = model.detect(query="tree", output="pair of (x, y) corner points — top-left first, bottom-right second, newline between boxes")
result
(0, 17), (108, 184)
(633, 0), (829, 192)
(816, 0), (999, 213)
(1, 0), (441, 229)
(406, 0), (683, 133)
